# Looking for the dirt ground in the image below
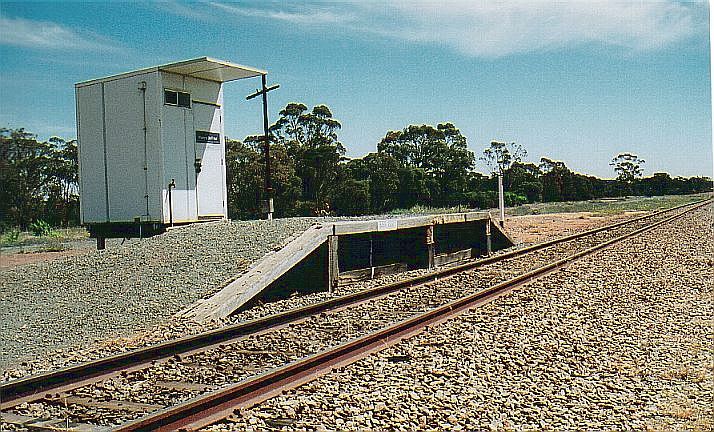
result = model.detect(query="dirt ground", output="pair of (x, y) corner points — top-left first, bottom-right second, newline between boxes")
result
(504, 210), (648, 244)
(0, 249), (87, 268)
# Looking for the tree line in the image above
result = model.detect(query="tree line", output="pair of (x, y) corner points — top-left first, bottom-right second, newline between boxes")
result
(1, 103), (711, 228)
(1, 128), (78, 229)
(227, 103), (711, 219)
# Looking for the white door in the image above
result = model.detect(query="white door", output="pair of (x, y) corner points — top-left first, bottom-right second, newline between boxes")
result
(162, 106), (194, 223)
(193, 103), (225, 217)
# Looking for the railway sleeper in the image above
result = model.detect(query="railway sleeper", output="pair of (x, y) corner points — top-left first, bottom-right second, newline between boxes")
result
(0, 411), (110, 432)
(42, 394), (163, 414)
(154, 380), (218, 393)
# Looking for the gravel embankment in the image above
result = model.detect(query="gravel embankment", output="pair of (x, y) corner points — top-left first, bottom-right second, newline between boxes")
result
(208, 205), (713, 431)
(0, 263), (459, 381)
(0, 218), (316, 368)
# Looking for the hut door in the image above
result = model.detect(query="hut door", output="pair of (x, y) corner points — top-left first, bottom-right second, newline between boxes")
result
(193, 103), (225, 218)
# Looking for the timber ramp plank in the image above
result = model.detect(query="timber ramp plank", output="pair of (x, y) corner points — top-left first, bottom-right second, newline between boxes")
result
(178, 224), (333, 322)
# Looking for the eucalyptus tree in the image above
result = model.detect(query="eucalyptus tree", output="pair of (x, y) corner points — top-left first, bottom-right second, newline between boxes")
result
(539, 157), (571, 202)
(0, 128), (79, 228)
(269, 103), (345, 211)
(610, 152), (645, 182)
(480, 140), (526, 175)
(377, 122), (474, 206)
(505, 161), (542, 202)
(225, 138), (301, 219)
(345, 153), (402, 213)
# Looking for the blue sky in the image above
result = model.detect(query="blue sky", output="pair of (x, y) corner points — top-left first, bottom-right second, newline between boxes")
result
(0, 1), (711, 178)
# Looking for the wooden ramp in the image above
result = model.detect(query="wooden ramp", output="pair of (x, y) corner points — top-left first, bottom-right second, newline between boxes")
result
(178, 224), (333, 322)
(178, 212), (514, 323)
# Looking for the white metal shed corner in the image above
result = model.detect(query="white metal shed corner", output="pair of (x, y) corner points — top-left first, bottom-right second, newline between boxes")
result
(75, 57), (266, 245)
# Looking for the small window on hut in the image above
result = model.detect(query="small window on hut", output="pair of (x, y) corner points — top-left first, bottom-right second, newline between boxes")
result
(177, 92), (191, 108)
(164, 90), (178, 105)
(164, 89), (191, 108)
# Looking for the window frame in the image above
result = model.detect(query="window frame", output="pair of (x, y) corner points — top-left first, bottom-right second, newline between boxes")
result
(164, 88), (191, 108)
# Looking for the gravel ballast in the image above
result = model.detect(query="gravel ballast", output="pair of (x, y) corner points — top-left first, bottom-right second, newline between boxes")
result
(0, 218), (315, 368)
(4, 207), (681, 427)
(0, 209), (656, 380)
(208, 205), (713, 431)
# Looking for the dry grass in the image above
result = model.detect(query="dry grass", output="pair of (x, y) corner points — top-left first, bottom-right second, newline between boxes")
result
(661, 367), (707, 383)
(507, 193), (710, 217)
(657, 399), (712, 430)
(612, 360), (645, 378)
(668, 407), (695, 420)
(646, 418), (714, 432)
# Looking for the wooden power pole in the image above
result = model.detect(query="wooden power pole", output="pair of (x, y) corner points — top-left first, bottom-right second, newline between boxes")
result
(246, 74), (279, 220)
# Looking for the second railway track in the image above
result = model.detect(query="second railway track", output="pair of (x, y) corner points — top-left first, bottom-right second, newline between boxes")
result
(1, 199), (710, 431)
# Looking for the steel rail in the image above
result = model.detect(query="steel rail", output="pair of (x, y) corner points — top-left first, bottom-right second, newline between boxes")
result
(0, 199), (708, 408)
(114, 196), (710, 431)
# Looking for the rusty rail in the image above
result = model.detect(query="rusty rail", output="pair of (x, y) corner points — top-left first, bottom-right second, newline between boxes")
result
(114, 198), (710, 431)
(0, 198), (707, 408)
(1, 198), (709, 431)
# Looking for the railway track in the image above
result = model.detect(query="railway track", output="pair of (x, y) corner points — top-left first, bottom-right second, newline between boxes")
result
(1, 199), (709, 431)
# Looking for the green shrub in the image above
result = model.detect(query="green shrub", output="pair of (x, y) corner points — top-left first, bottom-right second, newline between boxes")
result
(463, 191), (527, 209)
(29, 219), (53, 237)
(331, 179), (371, 216)
(2, 228), (21, 244)
(286, 200), (319, 217)
(504, 192), (528, 206)
(464, 191), (498, 209)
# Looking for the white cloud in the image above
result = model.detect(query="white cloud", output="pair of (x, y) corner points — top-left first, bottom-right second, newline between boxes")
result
(208, 2), (356, 26)
(0, 16), (120, 51)
(199, 1), (703, 57)
(367, 1), (700, 57)
(154, 1), (216, 22)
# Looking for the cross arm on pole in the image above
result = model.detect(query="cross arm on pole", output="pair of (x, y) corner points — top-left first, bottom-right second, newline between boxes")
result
(246, 84), (280, 100)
